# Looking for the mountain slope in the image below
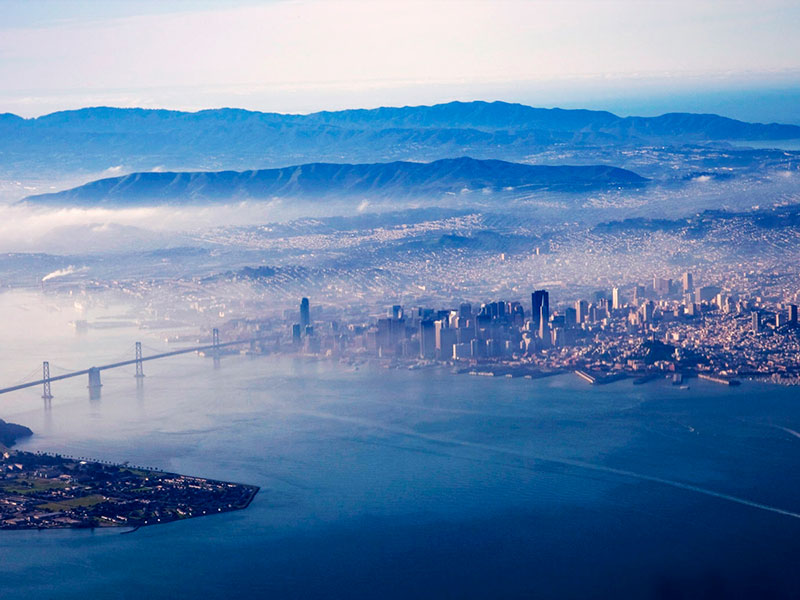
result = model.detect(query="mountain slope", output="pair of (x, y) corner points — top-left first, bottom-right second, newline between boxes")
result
(22, 157), (647, 206)
(2, 101), (799, 178)
(7, 101), (799, 137)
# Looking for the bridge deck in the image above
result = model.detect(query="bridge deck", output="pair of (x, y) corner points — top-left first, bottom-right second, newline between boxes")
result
(0, 339), (256, 396)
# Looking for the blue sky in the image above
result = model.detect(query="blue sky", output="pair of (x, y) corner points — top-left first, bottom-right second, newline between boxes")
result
(1, 0), (799, 121)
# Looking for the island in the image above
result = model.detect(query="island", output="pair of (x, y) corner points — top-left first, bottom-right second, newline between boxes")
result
(0, 448), (258, 530)
(0, 419), (33, 448)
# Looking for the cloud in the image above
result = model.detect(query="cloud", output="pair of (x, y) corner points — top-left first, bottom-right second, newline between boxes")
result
(0, 198), (347, 254)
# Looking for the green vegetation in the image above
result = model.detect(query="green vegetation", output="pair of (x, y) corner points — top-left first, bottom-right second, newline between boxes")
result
(0, 477), (69, 495)
(39, 494), (107, 511)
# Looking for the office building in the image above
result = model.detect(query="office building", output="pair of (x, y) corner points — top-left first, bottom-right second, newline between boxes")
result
(653, 277), (671, 296)
(682, 272), (694, 293)
(633, 285), (646, 306)
(532, 289), (549, 330)
(435, 320), (457, 359)
(459, 303), (472, 319)
(419, 320), (436, 359)
(300, 297), (310, 329)
(696, 286), (721, 303)
(575, 299), (588, 324)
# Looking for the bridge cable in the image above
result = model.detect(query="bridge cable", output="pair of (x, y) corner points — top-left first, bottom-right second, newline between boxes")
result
(7, 366), (43, 387)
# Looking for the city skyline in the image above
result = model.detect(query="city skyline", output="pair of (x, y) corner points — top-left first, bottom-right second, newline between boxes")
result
(281, 262), (800, 385)
(2, 2), (800, 596)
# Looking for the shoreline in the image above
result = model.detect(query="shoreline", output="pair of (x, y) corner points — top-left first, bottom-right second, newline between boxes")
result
(0, 450), (260, 531)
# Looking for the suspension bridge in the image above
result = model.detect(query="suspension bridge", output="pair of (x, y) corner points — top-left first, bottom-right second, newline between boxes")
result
(0, 328), (259, 401)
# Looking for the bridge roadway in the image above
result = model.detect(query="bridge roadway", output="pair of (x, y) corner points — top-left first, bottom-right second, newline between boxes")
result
(0, 338), (258, 396)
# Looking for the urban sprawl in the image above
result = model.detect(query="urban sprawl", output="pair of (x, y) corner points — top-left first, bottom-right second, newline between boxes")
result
(271, 272), (800, 386)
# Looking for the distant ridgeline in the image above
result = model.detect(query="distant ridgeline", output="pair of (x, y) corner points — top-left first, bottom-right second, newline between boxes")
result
(20, 158), (647, 206)
(2, 100), (800, 177)
(21, 157), (647, 207)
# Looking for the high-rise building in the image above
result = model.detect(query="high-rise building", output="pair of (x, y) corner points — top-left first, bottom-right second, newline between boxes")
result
(653, 277), (671, 296)
(575, 300), (588, 324)
(612, 287), (621, 310)
(682, 272), (694, 293)
(459, 303), (472, 319)
(640, 301), (655, 323)
(435, 320), (457, 359)
(696, 285), (721, 304)
(790, 304), (798, 325)
(300, 297), (310, 329)
(752, 311), (760, 333)
(453, 343), (471, 360)
(538, 311), (548, 340)
(510, 302), (525, 326)
(377, 318), (392, 354)
(419, 320), (436, 359)
(633, 285), (646, 306)
(291, 323), (301, 345)
(565, 307), (577, 328)
(470, 338), (482, 358)
(532, 290), (549, 330)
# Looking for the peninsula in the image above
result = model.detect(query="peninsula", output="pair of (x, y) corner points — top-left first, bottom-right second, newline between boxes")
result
(0, 448), (258, 530)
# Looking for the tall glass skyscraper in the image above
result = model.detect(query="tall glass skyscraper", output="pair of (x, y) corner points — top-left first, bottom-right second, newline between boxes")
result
(300, 297), (310, 329)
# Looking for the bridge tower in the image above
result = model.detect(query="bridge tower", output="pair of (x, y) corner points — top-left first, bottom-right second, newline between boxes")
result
(87, 367), (102, 390)
(41, 361), (53, 400)
(212, 327), (221, 368)
(134, 342), (145, 378)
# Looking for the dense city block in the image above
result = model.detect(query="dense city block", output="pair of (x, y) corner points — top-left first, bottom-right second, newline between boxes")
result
(258, 279), (800, 385)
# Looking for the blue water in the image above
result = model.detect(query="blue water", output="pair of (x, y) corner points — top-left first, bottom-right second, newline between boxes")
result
(1, 293), (799, 598)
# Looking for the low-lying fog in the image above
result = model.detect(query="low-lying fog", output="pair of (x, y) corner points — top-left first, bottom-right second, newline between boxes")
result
(0, 171), (798, 256)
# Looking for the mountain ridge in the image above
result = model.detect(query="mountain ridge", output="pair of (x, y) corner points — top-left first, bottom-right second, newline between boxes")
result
(3, 100), (799, 181)
(21, 157), (647, 206)
(5, 100), (799, 132)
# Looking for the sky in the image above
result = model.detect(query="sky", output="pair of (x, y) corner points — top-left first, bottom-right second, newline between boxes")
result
(1, 0), (800, 121)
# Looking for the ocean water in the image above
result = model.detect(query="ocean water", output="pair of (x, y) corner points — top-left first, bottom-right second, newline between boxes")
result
(1, 291), (800, 599)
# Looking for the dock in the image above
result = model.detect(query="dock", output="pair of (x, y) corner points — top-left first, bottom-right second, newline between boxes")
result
(698, 373), (741, 386)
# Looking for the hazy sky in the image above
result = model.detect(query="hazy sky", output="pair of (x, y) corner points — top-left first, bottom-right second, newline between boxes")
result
(1, 0), (799, 120)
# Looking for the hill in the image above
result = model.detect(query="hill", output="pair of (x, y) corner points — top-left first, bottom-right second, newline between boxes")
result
(0, 419), (33, 448)
(21, 157), (647, 206)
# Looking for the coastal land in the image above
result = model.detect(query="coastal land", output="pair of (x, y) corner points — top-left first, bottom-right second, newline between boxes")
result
(0, 445), (258, 530)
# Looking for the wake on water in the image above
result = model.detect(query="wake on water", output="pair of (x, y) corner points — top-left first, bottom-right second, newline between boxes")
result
(292, 407), (800, 521)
